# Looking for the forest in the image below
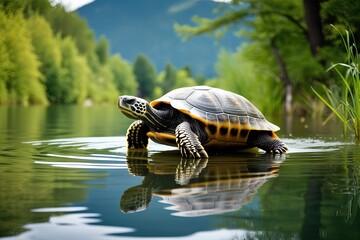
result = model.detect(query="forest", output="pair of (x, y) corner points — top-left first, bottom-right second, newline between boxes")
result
(0, 0), (359, 117)
(0, 0), (206, 106)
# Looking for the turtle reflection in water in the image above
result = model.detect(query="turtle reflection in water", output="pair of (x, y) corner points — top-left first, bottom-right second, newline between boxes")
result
(120, 153), (285, 217)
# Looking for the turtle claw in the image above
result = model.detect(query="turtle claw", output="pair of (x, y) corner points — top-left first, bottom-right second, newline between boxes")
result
(198, 149), (209, 158)
(126, 120), (149, 149)
(178, 142), (208, 159)
(191, 149), (208, 159)
(176, 122), (209, 159)
(268, 142), (288, 154)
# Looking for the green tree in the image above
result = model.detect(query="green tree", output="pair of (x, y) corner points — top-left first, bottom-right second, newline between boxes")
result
(0, 0), (127, 105)
(45, 4), (96, 56)
(59, 37), (89, 104)
(96, 35), (110, 65)
(175, 0), (358, 114)
(0, 0), (52, 17)
(86, 50), (119, 104)
(109, 54), (138, 95)
(88, 64), (119, 103)
(162, 63), (177, 93)
(0, 0), (29, 14)
(27, 14), (62, 103)
(0, 11), (47, 105)
(183, 64), (192, 78)
(0, 0), (96, 57)
(0, 17), (11, 104)
(173, 69), (197, 89)
(322, 0), (360, 44)
(133, 54), (157, 99)
(215, 47), (283, 115)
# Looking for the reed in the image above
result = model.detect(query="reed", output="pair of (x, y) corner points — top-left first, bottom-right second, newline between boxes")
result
(312, 26), (360, 141)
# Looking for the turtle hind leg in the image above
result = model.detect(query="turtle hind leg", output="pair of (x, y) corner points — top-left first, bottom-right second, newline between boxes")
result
(175, 122), (209, 158)
(247, 130), (288, 154)
(126, 120), (149, 149)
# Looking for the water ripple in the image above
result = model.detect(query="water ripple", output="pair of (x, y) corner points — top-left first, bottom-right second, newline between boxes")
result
(26, 136), (351, 170)
(35, 160), (128, 169)
(26, 136), (125, 150)
(27, 137), (130, 170)
(46, 153), (126, 162)
(282, 138), (350, 153)
(32, 206), (88, 213)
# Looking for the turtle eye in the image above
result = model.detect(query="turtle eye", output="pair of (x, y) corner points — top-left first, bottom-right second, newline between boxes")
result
(125, 98), (136, 105)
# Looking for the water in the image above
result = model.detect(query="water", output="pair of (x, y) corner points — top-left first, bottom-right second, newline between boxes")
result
(0, 105), (359, 240)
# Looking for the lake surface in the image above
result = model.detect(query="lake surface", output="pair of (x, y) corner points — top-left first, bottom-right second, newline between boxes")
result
(0, 105), (359, 240)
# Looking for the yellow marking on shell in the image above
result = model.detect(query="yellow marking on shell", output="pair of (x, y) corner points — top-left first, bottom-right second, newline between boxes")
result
(205, 120), (251, 143)
(150, 99), (170, 107)
(147, 132), (176, 146)
(203, 139), (258, 152)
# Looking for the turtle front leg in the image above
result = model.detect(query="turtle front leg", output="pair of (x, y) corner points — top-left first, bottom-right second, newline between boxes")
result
(126, 120), (150, 149)
(175, 122), (208, 158)
(247, 131), (288, 154)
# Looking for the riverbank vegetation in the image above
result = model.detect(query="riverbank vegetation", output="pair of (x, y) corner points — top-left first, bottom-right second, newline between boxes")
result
(313, 27), (360, 140)
(174, 0), (360, 141)
(0, 0), (359, 131)
(175, 0), (359, 116)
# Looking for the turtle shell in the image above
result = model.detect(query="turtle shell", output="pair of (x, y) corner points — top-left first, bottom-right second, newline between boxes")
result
(150, 86), (280, 146)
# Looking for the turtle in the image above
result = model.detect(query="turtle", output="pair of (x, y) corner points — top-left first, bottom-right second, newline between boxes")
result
(118, 86), (288, 158)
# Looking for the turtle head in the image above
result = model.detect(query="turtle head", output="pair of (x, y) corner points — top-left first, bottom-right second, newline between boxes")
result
(118, 96), (149, 119)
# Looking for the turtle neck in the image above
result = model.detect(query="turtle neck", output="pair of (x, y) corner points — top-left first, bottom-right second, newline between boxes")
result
(141, 104), (174, 132)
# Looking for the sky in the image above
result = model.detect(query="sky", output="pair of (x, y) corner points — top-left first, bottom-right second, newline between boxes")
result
(51, 0), (232, 11)
(50, 0), (95, 11)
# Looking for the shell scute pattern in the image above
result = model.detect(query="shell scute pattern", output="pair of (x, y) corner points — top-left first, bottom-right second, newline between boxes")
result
(240, 116), (249, 126)
(229, 115), (240, 124)
(216, 113), (229, 123)
(205, 112), (218, 122)
(188, 107), (205, 121)
(170, 99), (192, 114)
(214, 89), (248, 116)
(186, 90), (223, 114)
(235, 95), (262, 118)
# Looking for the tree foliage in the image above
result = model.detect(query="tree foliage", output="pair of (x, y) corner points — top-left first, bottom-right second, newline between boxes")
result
(0, 10), (47, 105)
(133, 54), (157, 99)
(162, 63), (177, 93)
(44, 2), (96, 56)
(175, 0), (360, 114)
(0, 15), (12, 104)
(1, 0), (357, 110)
(215, 46), (283, 115)
(154, 63), (198, 98)
(27, 14), (62, 103)
(0, 0), (139, 105)
(96, 35), (110, 65)
(109, 54), (138, 96)
(59, 37), (89, 104)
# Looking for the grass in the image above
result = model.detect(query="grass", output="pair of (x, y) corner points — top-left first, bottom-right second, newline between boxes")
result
(312, 26), (360, 141)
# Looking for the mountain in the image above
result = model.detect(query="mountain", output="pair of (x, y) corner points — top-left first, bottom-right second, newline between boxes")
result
(77, 0), (241, 77)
